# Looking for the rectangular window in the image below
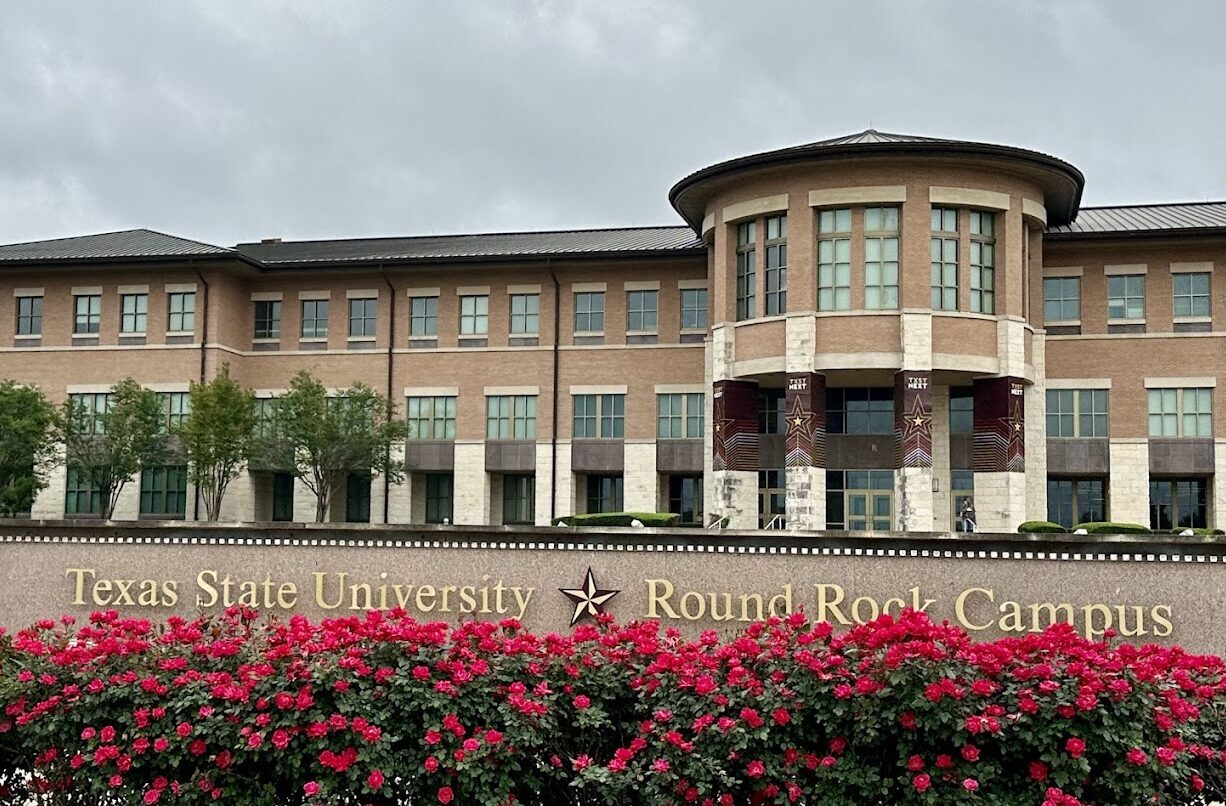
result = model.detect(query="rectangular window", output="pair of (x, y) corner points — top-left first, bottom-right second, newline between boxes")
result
(1148, 388), (1212, 437)
(120, 293), (148, 334)
(951, 470), (975, 532)
(167, 291), (195, 333)
(424, 473), (453, 524)
(826, 388), (894, 434)
(64, 468), (102, 516)
(764, 214), (787, 316)
(1047, 477), (1106, 528)
(68, 393), (110, 435)
(1043, 277), (1080, 323)
(969, 211), (995, 314)
(301, 299), (329, 338)
(16, 296), (42, 336)
(680, 288), (708, 330)
(254, 300), (281, 339)
(159, 392), (190, 431)
(817, 208), (851, 311)
(409, 296), (438, 337)
(1150, 478), (1208, 530)
(949, 387), (974, 434)
(586, 474), (624, 514)
(406, 396), (456, 440)
(348, 297), (376, 338)
(626, 290), (658, 332)
(864, 206), (899, 310)
(1045, 389), (1108, 438)
(74, 294), (101, 335)
(271, 473), (294, 522)
(502, 474), (535, 525)
(930, 207), (958, 311)
(346, 472), (371, 523)
(140, 466), (187, 517)
(459, 295), (488, 336)
(1173, 272), (1210, 318)
(486, 395), (537, 439)
(657, 393), (704, 439)
(253, 398), (280, 438)
(573, 394), (624, 438)
(574, 291), (604, 333)
(1107, 275), (1145, 320)
(758, 389), (786, 434)
(825, 470), (893, 530)
(735, 221), (756, 320)
(510, 293), (540, 334)
(667, 475), (703, 524)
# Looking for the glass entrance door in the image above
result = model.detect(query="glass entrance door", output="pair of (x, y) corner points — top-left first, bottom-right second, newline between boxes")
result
(758, 469), (785, 528)
(847, 490), (892, 531)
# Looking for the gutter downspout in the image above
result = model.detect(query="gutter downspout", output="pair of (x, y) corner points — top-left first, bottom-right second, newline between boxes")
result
(380, 264), (394, 525)
(191, 261), (209, 522)
(548, 261), (560, 522)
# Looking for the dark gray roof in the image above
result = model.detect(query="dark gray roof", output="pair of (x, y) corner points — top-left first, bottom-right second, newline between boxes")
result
(1047, 201), (1226, 237)
(0, 229), (229, 262)
(237, 226), (704, 265)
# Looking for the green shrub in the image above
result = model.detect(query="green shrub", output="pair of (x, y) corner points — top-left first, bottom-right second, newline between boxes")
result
(1017, 520), (1068, 534)
(1169, 527), (1226, 536)
(552, 511), (680, 527)
(1072, 521), (1151, 535)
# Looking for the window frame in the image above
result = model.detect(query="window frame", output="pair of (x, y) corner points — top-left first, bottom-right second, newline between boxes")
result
(763, 214), (787, 316)
(458, 294), (489, 336)
(73, 294), (101, 335)
(64, 467), (103, 516)
(586, 474), (624, 514)
(825, 387), (894, 435)
(253, 300), (281, 340)
(574, 291), (605, 334)
(167, 291), (195, 333)
(656, 392), (704, 439)
(1047, 477), (1107, 528)
(930, 207), (959, 311)
(502, 474), (535, 525)
(817, 208), (851, 311)
(424, 473), (453, 524)
(486, 395), (537, 440)
(626, 289), (658, 333)
(509, 293), (540, 335)
(139, 465), (188, 518)
(1107, 274), (1145, 321)
(300, 299), (329, 339)
(680, 287), (708, 331)
(158, 391), (190, 432)
(1147, 387), (1212, 438)
(68, 392), (111, 435)
(969, 211), (995, 314)
(15, 295), (42, 336)
(406, 396), (457, 440)
(348, 297), (377, 339)
(573, 393), (625, 439)
(409, 295), (438, 337)
(1043, 277), (1081, 323)
(735, 221), (757, 320)
(1173, 272), (1210, 319)
(120, 293), (148, 335)
(863, 206), (900, 311)
(1045, 389), (1109, 438)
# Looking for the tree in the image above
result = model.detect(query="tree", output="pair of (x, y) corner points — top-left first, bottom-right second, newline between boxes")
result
(272, 371), (408, 522)
(179, 364), (256, 521)
(0, 381), (60, 517)
(62, 378), (169, 519)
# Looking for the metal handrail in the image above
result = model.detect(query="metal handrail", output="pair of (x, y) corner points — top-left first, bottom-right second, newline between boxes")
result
(765, 514), (786, 530)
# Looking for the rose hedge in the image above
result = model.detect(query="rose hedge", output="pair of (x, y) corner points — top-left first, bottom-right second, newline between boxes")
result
(1, 609), (1224, 805)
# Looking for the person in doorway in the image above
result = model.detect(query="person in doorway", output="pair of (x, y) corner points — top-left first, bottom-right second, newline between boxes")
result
(959, 497), (977, 533)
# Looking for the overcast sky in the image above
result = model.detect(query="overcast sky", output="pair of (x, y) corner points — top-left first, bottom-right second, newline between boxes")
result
(1, 0), (1224, 247)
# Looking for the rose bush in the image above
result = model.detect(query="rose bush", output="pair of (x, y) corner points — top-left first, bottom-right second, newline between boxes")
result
(0, 607), (1223, 805)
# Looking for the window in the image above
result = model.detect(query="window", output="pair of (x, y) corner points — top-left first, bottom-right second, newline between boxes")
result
(759, 469), (785, 528)
(348, 298), (376, 338)
(667, 475), (703, 524)
(64, 468), (102, 516)
(459, 295), (488, 336)
(864, 207), (899, 310)
(970, 211), (995, 314)
(502, 474), (535, 525)
(586, 474), (623, 514)
(424, 474), (453, 524)
(1046, 389), (1108, 438)
(510, 294), (540, 334)
(74, 294), (101, 335)
(120, 293), (148, 334)
(253, 398), (280, 438)
(817, 208), (851, 311)
(657, 393), (704, 439)
(487, 395), (537, 439)
(140, 466), (187, 517)
(1043, 277), (1080, 323)
(68, 393), (110, 435)
(627, 290), (658, 332)
(1107, 275), (1145, 320)
(409, 296), (438, 337)
(1047, 478), (1106, 528)
(167, 292), (195, 333)
(931, 207), (958, 311)
(406, 396), (456, 439)
(680, 288), (708, 330)
(573, 394), (624, 438)
(758, 389), (786, 434)
(574, 292), (604, 333)
(1173, 272), (1210, 318)
(949, 387), (974, 434)
(16, 296), (41, 336)
(1148, 388), (1212, 437)
(346, 472), (371, 523)
(735, 222), (756, 320)
(301, 300), (329, 339)
(159, 392), (190, 431)
(254, 300), (281, 339)
(1150, 478), (1207, 530)
(271, 473), (294, 522)
(826, 388), (894, 434)
(951, 470), (975, 532)
(764, 214), (787, 316)
(826, 470), (893, 531)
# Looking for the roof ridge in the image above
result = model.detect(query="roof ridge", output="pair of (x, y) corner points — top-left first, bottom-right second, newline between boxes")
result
(139, 228), (230, 251)
(237, 224), (693, 247)
(1078, 200), (1226, 211)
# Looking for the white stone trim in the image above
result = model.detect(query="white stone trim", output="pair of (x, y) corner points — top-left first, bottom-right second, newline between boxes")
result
(117, 284), (149, 294)
(507, 284), (541, 295)
(253, 389), (288, 398)
(404, 387), (459, 397)
(1173, 315), (1213, 324)
(654, 384), (705, 394)
(346, 288), (379, 299)
(1170, 262), (1213, 273)
(624, 280), (660, 291)
(1047, 378), (1112, 389)
(250, 291), (282, 302)
(571, 282), (607, 293)
(732, 356), (786, 375)
(1021, 198), (1048, 225)
(569, 384), (628, 395)
(346, 336), (377, 343)
(677, 279), (708, 290)
(1144, 377), (1217, 388)
(13, 287), (44, 297)
(700, 213), (716, 238)
(144, 382), (190, 393)
(456, 286), (490, 297)
(405, 287), (440, 297)
(814, 352), (903, 369)
(165, 283), (197, 293)
(722, 194), (789, 223)
(1044, 319), (1080, 327)
(66, 383), (114, 393)
(931, 353), (999, 374)
(1107, 318), (1146, 326)
(808, 186), (907, 206)
(484, 385), (540, 396)
(929, 187), (1011, 211)
(1104, 264), (1147, 276)
(298, 336), (328, 343)
(298, 290), (331, 300)
(71, 286), (103, 296)
(1043, 266), (1082, 278)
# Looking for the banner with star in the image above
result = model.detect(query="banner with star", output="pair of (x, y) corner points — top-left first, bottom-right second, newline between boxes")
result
(973, 377), (1027, 473)
(895, 371), (933, 468)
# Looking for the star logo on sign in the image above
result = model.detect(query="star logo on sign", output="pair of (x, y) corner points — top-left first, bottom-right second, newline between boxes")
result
(559, 568), (619, 627)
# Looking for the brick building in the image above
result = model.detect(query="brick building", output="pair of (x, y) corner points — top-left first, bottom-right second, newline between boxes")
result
(1, 130), (1223, 532)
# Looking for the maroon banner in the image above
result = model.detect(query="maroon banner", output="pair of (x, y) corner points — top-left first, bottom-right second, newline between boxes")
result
(785, 372), (826, 468)
(712, 380), (759, 472)
(895, 371), (933, 468)
(973, 377), (1027, 473)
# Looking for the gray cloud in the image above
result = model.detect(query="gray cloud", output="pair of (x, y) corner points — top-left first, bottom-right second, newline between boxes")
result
(1, 0), (1223, 247)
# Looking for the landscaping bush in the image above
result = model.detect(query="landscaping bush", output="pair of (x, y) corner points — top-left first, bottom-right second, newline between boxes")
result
(1017, 520), (1069, 534)
(552, 511), (680, 527)
(1170, 528), (1226, 536)
(1, 609), (1225, 804)
(1073, 521), (1153, 535)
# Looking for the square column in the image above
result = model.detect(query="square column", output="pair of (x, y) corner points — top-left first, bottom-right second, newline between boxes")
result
(452, 441), (490, 525)
(895, 370), (934, 531)
(973, 377), (1028, 531)
(785, 372), (825, 531)
(623, 441), (658, 512)
(711, 379), (758, 529)
(1109, 440), (1150, 526)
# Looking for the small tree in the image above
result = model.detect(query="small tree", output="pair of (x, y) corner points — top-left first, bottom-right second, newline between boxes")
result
(179, 364), (257, 521)
(0, 381), (60, 516)
(273, 372), (408, 522)
(62, 378), (169, 519)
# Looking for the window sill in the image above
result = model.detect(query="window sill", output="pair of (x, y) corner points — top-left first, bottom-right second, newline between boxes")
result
(347, 336), (376, 342)
(408, 335), (437, 341)
(1173, 316), (1212, 324)
(165, 331), (194, 338)
(14, 334), (40, 341)
(120, 331), (147, 338)
(299, 336), (328, 343)
(509, 332), (540, 338)
(626, 330), (658, 337)
(252, 337), (280, 344)
(1044, 320), (1081, 327)
(574, 331), (605, 337)
(1107, 318), (1145, 325)
(71, 333), (101, 339)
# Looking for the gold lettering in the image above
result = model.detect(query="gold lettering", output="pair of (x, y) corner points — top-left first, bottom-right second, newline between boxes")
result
(137, 579), (160, 607)
(1115, 606), (1148, 638)
(851, 596), (879, 624)
(955, 588), (994, 631)
(93, 578), (114, 606)
(439, 585), (457, 613)
(646, 579), (678, 618)
(314, 572), (345, 610)
(679, 591), (705, 621)
(1028, 602), (1075, 631)
(814, 584), (850, 625)
(162, 580), (178, 607)
(767, 585), (793, 617)
(1151, 605), (1173, 637)
(709, 593), (734, 622)
(1081, 604), (1113, 640)
(998, 600), (1025, 633)
(738, 592), (763, 622)
(458, 586), (477, 613)
(66, 568), (94, 606)
(415, 585), (436, 613)
(512, 588), (533, 620)
(349, 583), (373, 611)
(276, 582), (297, 609)
(196, 570), (219, 607)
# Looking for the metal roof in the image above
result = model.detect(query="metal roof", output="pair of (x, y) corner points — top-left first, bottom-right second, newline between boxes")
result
(1047, 201), (1226, 237)
(237, 226), (704, 265)
(0, 229), (230, 262)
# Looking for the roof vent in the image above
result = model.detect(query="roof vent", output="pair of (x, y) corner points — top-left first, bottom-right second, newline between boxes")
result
(261, 237), (282, 244)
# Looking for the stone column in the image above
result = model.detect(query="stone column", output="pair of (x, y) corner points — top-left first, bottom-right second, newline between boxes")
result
(785, 372), (825, 531)
(1216, 440), (1226, 531)
(973, 376), (1028, 531)
(31, 446), (67, 518)
(452, 441), (490, 525)
(292, 477), (317, 522)
(1024, 332), (1049, 522)
(623, 440), (658, 512)
(930, 385), (951, 531)
(711, 379), (759, 529)
(895, 370), (934, 532)
(1109, 439), (1150, 526)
